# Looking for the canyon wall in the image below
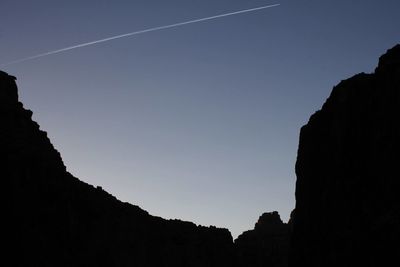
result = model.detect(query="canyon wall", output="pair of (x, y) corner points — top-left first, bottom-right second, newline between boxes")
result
(290, 45), (400, 267)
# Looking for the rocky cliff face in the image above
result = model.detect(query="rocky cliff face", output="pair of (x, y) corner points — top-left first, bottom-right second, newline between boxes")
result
(290, 44), (400, 267)
(2, 70), (234, 267)
(235, 211), (291, 267)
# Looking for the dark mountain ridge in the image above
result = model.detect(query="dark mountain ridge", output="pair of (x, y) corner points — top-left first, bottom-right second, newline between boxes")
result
(2, 69), (289, 266)
(2, 69), (234, 266)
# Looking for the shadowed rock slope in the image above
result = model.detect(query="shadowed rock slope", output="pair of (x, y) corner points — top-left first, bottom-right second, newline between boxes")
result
(290, 44), (400, 267)
(2, 70), (234, 267)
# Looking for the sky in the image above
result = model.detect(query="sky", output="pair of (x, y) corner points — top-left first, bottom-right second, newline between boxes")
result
(1, 0), (399, 238)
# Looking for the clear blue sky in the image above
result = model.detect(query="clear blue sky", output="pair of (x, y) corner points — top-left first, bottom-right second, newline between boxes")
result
(1, 0), (399, 238)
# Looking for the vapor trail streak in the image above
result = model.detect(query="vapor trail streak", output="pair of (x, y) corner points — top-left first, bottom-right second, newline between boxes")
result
(1, 4), (280, 66)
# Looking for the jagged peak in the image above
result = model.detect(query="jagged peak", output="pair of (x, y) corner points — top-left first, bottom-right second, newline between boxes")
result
(0, 70), (18, 107)
(0, 70), (16, 79)
(254, 211), (285, 231)
(375, 44), (400, 74)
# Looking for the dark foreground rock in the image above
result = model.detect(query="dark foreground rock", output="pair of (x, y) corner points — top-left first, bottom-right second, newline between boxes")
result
(235, 211), (291, 267)
(290, 45), (400, 267)
(2, 70), (234, 267)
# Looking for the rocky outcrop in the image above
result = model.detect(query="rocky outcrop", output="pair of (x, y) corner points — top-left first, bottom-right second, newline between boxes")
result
(290, 44), (400, 267)
(2, 70), (234, 267)
(235, 211), (291, 267)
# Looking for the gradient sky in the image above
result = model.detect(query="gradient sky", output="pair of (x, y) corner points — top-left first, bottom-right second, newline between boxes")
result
(1, 0), (399, 238)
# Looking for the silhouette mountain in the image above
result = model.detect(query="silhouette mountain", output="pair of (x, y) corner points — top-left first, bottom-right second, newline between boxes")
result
(235, 211), (291, 267)
(290, 44), (400, 266)
(2, 69), (290, 266)
(2, 70), (235, 266)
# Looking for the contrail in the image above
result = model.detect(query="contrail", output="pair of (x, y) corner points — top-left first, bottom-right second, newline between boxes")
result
(1, 4), (280, 66)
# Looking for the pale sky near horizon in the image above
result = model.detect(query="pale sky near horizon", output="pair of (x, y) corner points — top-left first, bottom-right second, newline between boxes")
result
(1, 0), (399, 238)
